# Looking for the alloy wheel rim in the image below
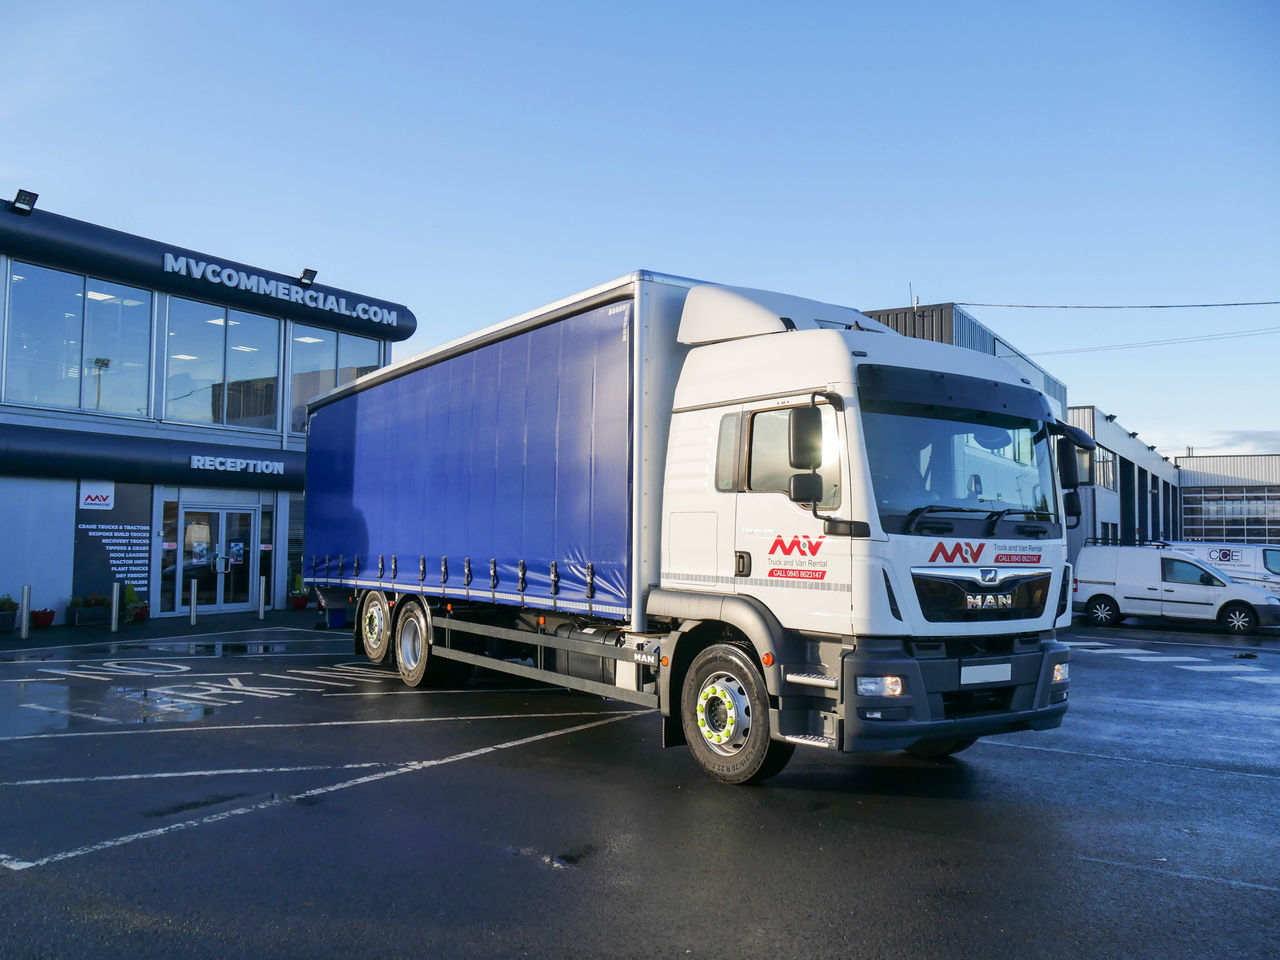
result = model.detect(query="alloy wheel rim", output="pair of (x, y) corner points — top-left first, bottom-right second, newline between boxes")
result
(696, 671), (752, 756)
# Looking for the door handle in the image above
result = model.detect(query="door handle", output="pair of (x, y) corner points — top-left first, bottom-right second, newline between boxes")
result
(1147, 587), (1158, 591)
(734, 551), (751, 577)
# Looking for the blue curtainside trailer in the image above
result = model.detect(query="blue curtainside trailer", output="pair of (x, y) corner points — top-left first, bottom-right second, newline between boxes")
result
(304, 299), (636, 617)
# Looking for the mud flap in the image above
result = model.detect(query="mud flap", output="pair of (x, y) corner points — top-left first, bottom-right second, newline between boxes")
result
(661, 713), (687, 748)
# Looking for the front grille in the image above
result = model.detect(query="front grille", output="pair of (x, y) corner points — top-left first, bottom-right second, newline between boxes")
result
(942, 686), (1014, 718)
(913, 573), (1051, 623)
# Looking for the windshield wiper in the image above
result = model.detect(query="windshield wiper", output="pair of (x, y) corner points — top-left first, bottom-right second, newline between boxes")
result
(904, 504), (991, 534)
(985, 508), (1051, 536)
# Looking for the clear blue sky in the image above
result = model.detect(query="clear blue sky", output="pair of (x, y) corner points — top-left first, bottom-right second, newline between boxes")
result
(4, 1), (1276, 456)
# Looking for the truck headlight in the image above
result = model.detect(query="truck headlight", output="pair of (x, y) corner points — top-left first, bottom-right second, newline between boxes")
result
(1053, 663), (1070, 683)
(857, 676), (904, 697)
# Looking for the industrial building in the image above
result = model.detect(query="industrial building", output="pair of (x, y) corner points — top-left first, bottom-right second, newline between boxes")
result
(1065, 406), (1180, 557)
(0, 193), (414, 622)
(1176, 454), (1280, 544)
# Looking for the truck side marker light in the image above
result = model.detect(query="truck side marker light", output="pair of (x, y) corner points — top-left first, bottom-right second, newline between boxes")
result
(661, 656), (669, 667)
(446, 603), (452, 613)
(762, 653), (774, 667)
(538, 616), (546, 626)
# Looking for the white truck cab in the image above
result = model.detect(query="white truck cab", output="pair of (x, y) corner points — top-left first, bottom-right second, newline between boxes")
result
(1073, 542), (1280, 635)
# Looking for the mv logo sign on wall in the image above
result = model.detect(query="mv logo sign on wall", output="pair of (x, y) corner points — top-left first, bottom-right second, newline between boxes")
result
(929, 541), (986, 564)
(79, 480), (115, 511)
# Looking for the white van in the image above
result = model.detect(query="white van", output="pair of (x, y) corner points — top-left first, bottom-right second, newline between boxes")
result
(1073, 543), (1280, 635)
(1158, 541), (1280, 598)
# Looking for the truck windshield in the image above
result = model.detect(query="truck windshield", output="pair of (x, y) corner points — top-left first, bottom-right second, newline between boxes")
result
(862, 404), (1058, 536)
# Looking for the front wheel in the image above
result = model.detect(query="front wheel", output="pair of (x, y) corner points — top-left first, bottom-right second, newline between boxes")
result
(1219, 603), (1258, 636)
(358, 591), (392, 664)
(905, 737), (978, 759)
(1086, 595), (1121, 627)
(680, 644), (793, 784)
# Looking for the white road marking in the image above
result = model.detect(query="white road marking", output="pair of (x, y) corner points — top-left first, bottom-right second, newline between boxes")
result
(1175, 664), (1268, 673)
(20, 703), (121, 724)
(0, 712), (644, 872)
(1062, 641), (1111, 648)
(1238, 675), (1280, 684)
(324, 687), (548, 697)
(0, 762), (391, 788)
(1121, 655), (1208, 662)
(0, 710), (637, 743)
(983, 739), (1280, 781)
(0, 627), (332, 657)
(1077, 647), (1153, 655)
(1076, 856), (1280, 893)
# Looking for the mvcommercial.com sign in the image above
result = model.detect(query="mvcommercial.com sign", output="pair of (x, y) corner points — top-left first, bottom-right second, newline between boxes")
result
(163, 253), (398, 327)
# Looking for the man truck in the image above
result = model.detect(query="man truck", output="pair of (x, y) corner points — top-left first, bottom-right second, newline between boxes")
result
(303, 272), (1092, 783)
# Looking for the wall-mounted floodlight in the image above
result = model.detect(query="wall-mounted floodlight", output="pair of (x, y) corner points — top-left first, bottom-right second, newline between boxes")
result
(1129, 432), (1139, 438)
(1148, 445), (1156, 451)
(299, 268), (317, 287)
(10, 189), (37, 215)
(1104, 413), (1117, 421)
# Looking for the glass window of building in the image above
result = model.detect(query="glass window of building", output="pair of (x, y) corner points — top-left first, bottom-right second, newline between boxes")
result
(4, 262), (152, 415)
(165, 297), (227, 423)
(166, 298), (280, 428)
(5, 262), (85, 409)
(338, 333), (380, 387)
(290, 325), (337, 432)
(1094, 446), (1117, 490)
(225, 310), (280, 429)
(82, 280), (152, 415)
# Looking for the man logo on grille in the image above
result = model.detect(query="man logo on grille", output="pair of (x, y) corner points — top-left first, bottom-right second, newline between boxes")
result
(979, 568), (999, 584)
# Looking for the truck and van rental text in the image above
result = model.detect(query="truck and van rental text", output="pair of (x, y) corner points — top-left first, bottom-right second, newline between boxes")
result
(303, 272), (1092, 783)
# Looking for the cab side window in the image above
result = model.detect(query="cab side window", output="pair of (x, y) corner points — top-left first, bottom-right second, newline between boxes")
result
(1161, 557), (1222, 586)
(714, 413), (739, 492)
(1264, 549), (1280, 576)
(747, 406), (840, 509)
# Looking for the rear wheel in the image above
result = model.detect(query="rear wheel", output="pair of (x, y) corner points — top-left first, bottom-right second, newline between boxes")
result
(1086, 595), (1121, 627)
(905, 737), (978, 759)
(680, 644), (793, 784)
(358, 591), (392, 664)
(1219, 603), (1257, 636)
(394, 599), (432, 686)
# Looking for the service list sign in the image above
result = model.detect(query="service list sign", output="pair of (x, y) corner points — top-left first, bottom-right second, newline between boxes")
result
(73, 481), (152, 602)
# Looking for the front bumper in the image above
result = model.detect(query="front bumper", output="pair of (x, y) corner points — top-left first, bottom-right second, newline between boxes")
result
(1255, 604), (1280, 626)
(836, 637), (1070, 752)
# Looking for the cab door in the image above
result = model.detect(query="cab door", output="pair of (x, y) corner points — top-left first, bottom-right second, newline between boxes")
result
(732, 399), (852, 634)
(1160, 556), (1224, 621)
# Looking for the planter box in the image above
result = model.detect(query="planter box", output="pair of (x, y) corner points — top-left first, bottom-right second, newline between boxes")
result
(68, 606), (111, 627)
(30, 610), (55, 629)
(0, 610), (15, 632)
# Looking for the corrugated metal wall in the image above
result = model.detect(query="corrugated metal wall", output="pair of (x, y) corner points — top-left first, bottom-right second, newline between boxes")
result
(861, 303), (953, 344)
(1176, 455), (1280, 487)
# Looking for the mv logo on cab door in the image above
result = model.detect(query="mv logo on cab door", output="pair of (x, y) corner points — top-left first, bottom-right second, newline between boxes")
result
(767, 534), (828, 580)
(928, 541), (986, 564)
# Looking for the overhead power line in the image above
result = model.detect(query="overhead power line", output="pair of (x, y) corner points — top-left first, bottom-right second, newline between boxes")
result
(957, 300), (1280, 309)
(1030, 324), (1280, 357)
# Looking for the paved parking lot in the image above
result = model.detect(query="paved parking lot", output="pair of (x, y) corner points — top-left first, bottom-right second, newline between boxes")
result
(1, 617), (1278, 959)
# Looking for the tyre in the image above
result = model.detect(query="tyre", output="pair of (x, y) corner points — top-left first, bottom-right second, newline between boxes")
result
(680, 644), (794, 784)
(358, 591), (392, 664)
(905, 737), (978, 759)
(394, 598), (432, 686)
(1219, 603), (1257, 636)
(1085, 595), (1121, 627)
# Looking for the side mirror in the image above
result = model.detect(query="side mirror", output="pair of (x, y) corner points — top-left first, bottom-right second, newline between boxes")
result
(789, 473), (823, 504)
(1057, 437), (1079, 490)
(1063, 490), (1082, 529)
(1199, 572), (1214, 586)
(789, 406), (823, 471)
